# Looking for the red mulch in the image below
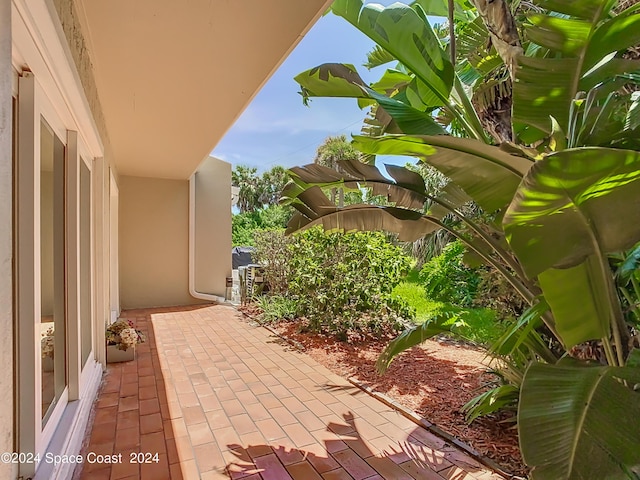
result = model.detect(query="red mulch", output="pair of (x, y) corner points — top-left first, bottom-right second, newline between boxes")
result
(239, 305), (527, 477)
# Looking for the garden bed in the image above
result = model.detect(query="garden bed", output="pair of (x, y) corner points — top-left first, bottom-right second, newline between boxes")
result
(240, 305), (528, 477)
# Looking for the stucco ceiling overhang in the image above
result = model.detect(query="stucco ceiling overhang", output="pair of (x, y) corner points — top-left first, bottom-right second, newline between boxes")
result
(76, 0), (332, 179)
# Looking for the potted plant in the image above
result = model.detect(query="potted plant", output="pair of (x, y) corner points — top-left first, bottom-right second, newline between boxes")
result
(106, 319), (145, 363)
(41, 326), (55, 372)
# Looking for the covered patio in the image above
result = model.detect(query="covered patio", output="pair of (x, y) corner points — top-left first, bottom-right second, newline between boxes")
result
(74, 305), (504, 480)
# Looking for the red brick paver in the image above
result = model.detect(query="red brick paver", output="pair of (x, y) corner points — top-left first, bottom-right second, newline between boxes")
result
(75, 305), (504, 480)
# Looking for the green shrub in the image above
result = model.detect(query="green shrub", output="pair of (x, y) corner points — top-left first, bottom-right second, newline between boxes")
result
(419, 240), (480, 307)
(286, 227), (414, 338)
(473, 267), (527, 321)
(232, 205), (293, 246)
(232, 211), (260, 246)
(253, 230), (293, 295)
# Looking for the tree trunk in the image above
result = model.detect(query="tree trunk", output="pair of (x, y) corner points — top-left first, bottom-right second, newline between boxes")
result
(469, 0), (523, 143)
(472, 77), (514, 144)
(470, 0), (522, 81)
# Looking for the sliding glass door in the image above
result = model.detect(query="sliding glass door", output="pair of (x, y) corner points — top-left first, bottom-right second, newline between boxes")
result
(39, 118), (68, 426)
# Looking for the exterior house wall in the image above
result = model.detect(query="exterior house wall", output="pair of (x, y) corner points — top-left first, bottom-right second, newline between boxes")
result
(193, 156), (233, 299)
(49, 0), (116, 361)
(0, 0), (14, 477)
(51, 0), (111, 155)
(5, 0), (327, 476)
(119, 175), (206, 308)
(11, 3), (106, 477)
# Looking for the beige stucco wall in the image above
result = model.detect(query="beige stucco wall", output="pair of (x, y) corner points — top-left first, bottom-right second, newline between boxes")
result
(51, 0), (111, 153)
(193, 156), (232, 297)
(119, 175), (205, 308)
(0, 0), (14, 473)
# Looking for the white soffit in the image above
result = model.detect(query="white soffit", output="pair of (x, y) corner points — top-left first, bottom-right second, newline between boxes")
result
(76, 0), (332, 180)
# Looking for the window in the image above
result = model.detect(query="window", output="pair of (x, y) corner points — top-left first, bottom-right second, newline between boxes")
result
(39, 118), (68, 425)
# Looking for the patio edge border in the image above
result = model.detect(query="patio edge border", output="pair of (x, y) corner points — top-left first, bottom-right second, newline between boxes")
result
(235, 306), (522, 480)
(344, 377), (519, 480)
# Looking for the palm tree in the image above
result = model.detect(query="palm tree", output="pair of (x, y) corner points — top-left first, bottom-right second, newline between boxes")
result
(259, 166), (290, 207)
(231, 165), (261, 213)
(313, 135), (362, 207)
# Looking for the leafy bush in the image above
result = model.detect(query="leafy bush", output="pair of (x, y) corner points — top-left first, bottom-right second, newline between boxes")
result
(253, 230), (293, 294)
(286, 227), (414, 338)
(232, 212), (260, 246)
(419, 241), (480, 307)
(473, 267), (527, 321)
(232, 205), (293, 246)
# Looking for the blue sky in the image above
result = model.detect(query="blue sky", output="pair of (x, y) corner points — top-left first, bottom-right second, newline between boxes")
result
(211, 1), (410, 173)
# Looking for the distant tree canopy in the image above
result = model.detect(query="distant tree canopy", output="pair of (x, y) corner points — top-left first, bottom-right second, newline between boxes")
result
(313, 135), (363, 207)
(313, 134), (362, 169)
(232, 165), (290, 213)
(231, 165), (294, 245)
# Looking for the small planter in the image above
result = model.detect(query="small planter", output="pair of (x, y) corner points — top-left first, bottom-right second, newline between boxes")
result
(107, 344), (135, 363)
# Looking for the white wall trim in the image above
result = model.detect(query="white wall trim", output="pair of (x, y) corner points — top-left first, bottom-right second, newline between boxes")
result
(16, 71), (40, 480)
(0, 1), (15, 478)
(109, 171), (120, 323)
(33, 360), (102, 480)
(11, 0), (103, 158)
(93, 157), (108, 368)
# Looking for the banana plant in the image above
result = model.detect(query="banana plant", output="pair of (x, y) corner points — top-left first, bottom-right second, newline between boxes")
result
(285, 134), (640, 480)
(512, 0), (640, 142)
(503, 147), (640, 479)
(295, 0), (490, 142)
(287, 0), (640, 477)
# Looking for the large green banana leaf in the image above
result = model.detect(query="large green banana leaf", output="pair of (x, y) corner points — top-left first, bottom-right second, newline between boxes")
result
(295, 63), (368, 100)
(287, 161), (429, 211)
(513, 0), (640, 136)
(519, 359), (640, 480)
(537, 257), (611, 349)
(331, 0), (454, 108)
(287, 160), (474, 215)
(504, 147), (640, 278)
(411, 0), (475, 22)
(504, 147), (640, 349)
(377, 314), (457, 373)
(291, 206), (440, 242)
(295, 64), (447, 136)
(352, 134), (533, 212)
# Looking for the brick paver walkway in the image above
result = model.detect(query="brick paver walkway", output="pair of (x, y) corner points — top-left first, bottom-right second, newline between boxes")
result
(76, 305), (504, 480)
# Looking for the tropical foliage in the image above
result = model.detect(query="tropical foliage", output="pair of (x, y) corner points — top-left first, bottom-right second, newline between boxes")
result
(232, 165), (290, 213)
(419, 240), (479, 307)
(232, 205), (292, 246)
(231, 165), (294, 245)
(285, 0), (640, 477)
(253, 227), (414, 339)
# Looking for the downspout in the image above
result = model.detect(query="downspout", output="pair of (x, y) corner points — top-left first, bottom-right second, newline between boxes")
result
(188, 172), (226, 303)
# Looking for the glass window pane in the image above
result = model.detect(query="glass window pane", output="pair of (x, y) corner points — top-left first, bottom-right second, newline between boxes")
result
(40, 118), (67, 425)
(80, 160), (92, 367)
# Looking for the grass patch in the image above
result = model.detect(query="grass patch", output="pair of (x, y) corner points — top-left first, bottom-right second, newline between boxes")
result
(454, 307), (506, 345)
(255, 294), (297, 323)
(392, 281), (439, 321)
(392, 269), (507, 346)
